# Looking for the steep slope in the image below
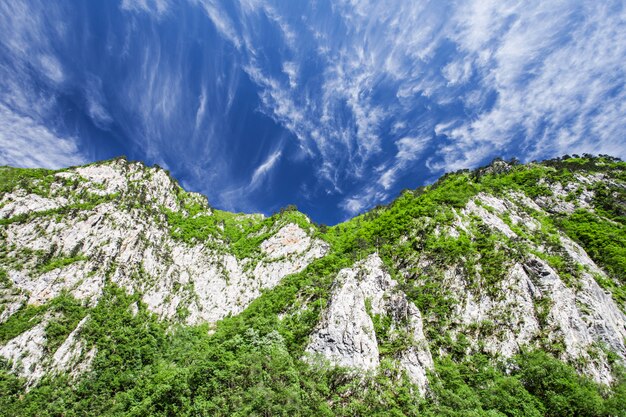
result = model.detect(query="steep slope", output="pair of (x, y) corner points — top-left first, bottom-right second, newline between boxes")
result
(305, 254), (433, 394)
(0, 159), (328, 384)
(321, 157), (626, 386)
(1, 155), (626, 416)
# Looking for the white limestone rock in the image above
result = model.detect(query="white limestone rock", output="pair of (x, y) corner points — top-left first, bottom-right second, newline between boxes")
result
(0, 321), (48, 386)
(449, 263), (541, 358)
(2, 177), (329, 325)
(307, 269), (380, 370)
(261, 223), (312, 259)
(533, 178), (597, 214)
(0, 192), (68, 219)
(0, 315), (97, 386)
(51, 316), (96, 379)
(524, 255), (626, 384)
(75, 160), (180, 211)
(75, 163), (128, 195)
(0, 283), (27, 323)
(3, 157), (625, 391)
(437, 196), (626, 386)
(306, 254), (433, 394)
(463, 194), (517, 239)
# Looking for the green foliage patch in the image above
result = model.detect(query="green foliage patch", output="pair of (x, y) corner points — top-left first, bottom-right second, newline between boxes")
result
(166, 198), (312, 259)
(0, 166), (56, 196)
(0, 303), (47, 344)
(557, 209), (626, 283)
(0, 293), (87, 350)
(38, 255), (88, 274)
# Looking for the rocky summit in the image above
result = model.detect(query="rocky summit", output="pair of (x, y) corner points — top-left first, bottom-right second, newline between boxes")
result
(1, 155), (626, 416)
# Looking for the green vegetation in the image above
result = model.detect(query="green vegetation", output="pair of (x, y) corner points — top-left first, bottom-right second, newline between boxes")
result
(0, 267), (10, 287)
(1, 283), (624, 416)
(1, 155), (626, 415)
(44, 294), (88, 352)
(38, 254), (88, 273)
(166, 198), (312, 259)
(0, 293), (87, 349)
(0, 166), (56, 196)
(557, 209), (626, 282)
(0, 191), (119, 226)
(0, 303), (47, 344)
(426, 350), (622, 417)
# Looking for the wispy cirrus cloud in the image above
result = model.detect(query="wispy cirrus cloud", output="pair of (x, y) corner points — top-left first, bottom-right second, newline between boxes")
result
(85, 75), (113, 128)
(193, 0), (242, 48)
(433, 1), (626, 170)
(195, 0), (625, 218)
(0, 103), (85, 168)
(0, 0), (624, 224)
(377, 136), (430, 191)
(250, 148), (282, 189)
(0, 1), (86, 169)
(120, 0), (171, 17)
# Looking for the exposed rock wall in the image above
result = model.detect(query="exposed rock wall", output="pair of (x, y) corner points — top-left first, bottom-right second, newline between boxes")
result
(417, 187), (626, 384)
(1, 158), (625, 393)
(0, 316), (95, 387)
(306, 254), (433, 394)
(0, 160), (328, 384)
(2, 161), (328, 326)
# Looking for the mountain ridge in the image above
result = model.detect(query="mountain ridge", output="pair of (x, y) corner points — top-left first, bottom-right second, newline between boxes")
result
(1, 155), (626, 416)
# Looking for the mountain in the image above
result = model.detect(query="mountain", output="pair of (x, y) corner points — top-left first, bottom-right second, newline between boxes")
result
(1, 155), (625, 416)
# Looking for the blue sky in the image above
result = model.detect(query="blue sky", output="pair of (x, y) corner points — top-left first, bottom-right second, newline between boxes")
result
(0, 0), (624, 224)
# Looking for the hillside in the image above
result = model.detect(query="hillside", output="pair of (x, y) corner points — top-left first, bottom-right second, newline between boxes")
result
(1, 155), (626, 416)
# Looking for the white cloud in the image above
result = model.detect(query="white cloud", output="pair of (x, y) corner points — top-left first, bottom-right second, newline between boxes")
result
(250, 149), (282, 188)
(216, 0), (456, 213)
(282, 61), (298, 89)
(2, 0), (625, 221)
(0, 2), (68, 90)
(396, 137), (429, 163)
(340, 182), (389, 216)
(38, 55), (64, 84)
(120, 0), (171, 17)
(442, 59), (472, 85)
(0, 103), (86, 168)
(195, 87), (207, 131)
(121, 40), (185, 160)
(193, 0), (242, 48)
(371, 136), (430, 192)
(436, 0), (626, 168)
(341, 196), (366, 215)
(85, 75), (113, 127)
(378, 166), (399, 190)
(0, 2), (85, 169)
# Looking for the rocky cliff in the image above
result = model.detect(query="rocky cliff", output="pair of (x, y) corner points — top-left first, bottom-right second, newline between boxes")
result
(1, 156), (625, 416)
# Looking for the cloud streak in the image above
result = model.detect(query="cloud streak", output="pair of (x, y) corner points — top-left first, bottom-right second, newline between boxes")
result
(0, 0), (624, 224)
(0, 103), (85, 168)
(203, 0), (626, 217)
(250, 149), (282, 189)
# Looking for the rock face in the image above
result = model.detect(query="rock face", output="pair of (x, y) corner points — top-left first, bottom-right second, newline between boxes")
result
(415, 186), (626, 384)
(261, 223), (314, 259)
(1, 161), (328, 326)
(1, 156), (626, 394)
(447, 262), (541, 359)
(526, 255), (626, 384)
(306, 254), (433, 394)
(0, 316), (95, 387)
(0, 159), (328, 384)
(50, 316), (97, 378)
(0, 320), (49, 386)
(442, 252), (626, 384)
